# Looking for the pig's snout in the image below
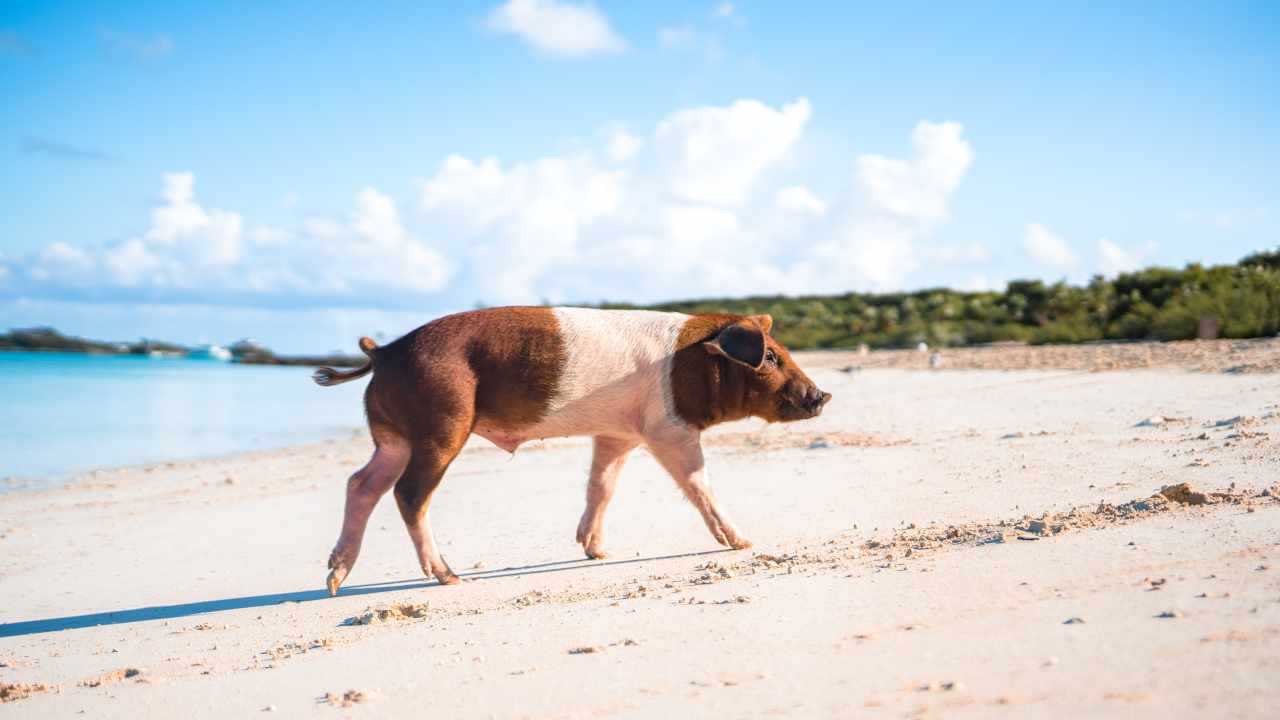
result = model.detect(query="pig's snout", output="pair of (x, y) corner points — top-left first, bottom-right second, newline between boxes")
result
(801, 387), (832, 416)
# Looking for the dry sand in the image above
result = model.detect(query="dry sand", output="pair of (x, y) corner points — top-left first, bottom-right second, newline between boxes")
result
(2, 342), (1279, 718)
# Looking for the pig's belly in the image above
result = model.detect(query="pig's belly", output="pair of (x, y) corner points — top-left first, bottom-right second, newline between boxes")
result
(472, 398), (661, 453)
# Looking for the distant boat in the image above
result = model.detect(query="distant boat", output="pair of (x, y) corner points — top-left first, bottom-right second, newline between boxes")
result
(189, 344), (232, 361)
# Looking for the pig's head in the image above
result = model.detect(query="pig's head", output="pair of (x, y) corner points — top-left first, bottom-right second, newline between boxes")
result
(672, 314), (832, 428)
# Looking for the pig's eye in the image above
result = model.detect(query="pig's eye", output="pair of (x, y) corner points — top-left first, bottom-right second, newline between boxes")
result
(765, 349), (779, 367)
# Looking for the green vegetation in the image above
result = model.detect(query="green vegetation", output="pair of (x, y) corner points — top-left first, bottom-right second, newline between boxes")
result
(0, 327), (187, 355)
(607, 249), (1280, 350)
(7, 250), (1278, 357)
(0, 328), (364, 366)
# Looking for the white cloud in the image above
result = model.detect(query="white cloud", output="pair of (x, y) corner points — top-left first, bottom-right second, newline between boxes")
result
(655, 97), (810, 206)
(1098, 237), (1157, 277)
(604, 126), (643, 162)
(857, 121), (972, 223)
(774, 185), (827, 216)
(770, 121), (977, 292)
(1022, 223), (1077, 269)
(5, 103), (988, 315)
(18, 174), (450, 300)
(486, 0), (626, 57)
(838, 217), (922, 290)
(421, 152), (623, 302)
(251, 225), (292, 246)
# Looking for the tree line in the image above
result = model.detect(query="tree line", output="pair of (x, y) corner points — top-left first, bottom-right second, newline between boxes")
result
(605, 249), (1280, 350)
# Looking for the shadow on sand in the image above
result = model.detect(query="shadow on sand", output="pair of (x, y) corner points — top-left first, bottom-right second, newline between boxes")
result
(0, 548), (728, 639)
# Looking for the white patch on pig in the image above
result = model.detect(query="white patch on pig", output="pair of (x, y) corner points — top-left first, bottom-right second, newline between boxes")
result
(538, 307), (689, 439)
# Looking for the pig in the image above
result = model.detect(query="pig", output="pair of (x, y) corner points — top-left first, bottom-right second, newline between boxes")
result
(313, 307), (831, 595)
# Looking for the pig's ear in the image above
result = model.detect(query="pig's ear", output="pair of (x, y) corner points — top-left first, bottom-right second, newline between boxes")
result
(747, 314), (773, 334)
(704, 322), (766, 370)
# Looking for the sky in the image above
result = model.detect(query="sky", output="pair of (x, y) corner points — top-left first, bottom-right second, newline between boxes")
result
(1, 1), (1277, 353)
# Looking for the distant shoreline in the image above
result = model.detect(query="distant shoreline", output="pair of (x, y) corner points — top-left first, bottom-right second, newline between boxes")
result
(0, 348), (365, 367)
(0, 327), (363, 367)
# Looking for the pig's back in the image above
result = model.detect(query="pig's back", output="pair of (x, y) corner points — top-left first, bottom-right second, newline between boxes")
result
(547, 307), (688, 415)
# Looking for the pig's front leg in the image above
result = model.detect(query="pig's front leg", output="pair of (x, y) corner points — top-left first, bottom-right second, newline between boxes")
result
(645, 428), (752, 550)
(576, 436), (639, 559)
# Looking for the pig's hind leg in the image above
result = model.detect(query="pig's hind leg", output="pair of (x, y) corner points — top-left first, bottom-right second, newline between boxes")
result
(392, 388), (474, 586)
(327, 426), (411, 596)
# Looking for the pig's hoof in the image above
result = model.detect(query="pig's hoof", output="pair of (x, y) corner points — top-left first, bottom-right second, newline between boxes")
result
(326, 567), (347, 597)
(584, 545), (608, 560)
(437, 573), (463, 586)
(728, 537), (753, 550)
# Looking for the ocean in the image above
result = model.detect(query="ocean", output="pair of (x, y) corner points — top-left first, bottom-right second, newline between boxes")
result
(0, 352), (368, 490)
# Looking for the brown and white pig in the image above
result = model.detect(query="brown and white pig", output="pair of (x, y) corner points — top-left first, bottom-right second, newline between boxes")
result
(313, 307), (831, 595)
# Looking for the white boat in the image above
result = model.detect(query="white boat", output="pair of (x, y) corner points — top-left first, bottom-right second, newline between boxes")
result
(189, 344), (233, 361)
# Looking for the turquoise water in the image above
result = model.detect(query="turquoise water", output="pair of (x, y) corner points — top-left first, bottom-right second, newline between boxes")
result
(0, 352), (368, 489)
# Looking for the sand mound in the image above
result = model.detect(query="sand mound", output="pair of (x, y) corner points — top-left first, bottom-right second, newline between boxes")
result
(321, 689), (376, 707)
(344, 603), (431, 626)
(79, 668), (141, 688)
(1159, 483), (1212, 505)
(0, 682), (54, 703)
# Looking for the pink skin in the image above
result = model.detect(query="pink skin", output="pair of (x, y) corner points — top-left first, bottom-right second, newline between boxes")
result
(575, 436), (639, 559)
(327, 438), (411, 596)
(404, 514), (458, 584)
(325, 311), (791, 591)
(645, 427), (752, 550)
(392, 433), (471, 587)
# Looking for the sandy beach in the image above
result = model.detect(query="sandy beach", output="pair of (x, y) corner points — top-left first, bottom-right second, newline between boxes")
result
(2, 344), (1279, 718)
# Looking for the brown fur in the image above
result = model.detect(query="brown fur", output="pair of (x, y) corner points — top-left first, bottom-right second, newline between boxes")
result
(323, 307), (565, 592)
(319, 307), (827, 594)
(670, 313), (824, 429)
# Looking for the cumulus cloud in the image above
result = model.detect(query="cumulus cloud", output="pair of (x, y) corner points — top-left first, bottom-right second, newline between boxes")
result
(1022, 223), (1077, 269)
(774, 185), (827, 216)
(1098, 238), (1157, 277)
(791, 121), (976, 291)
(10, 174), (450, 304)
(604, 126), (643, 162)
(655, 98), (810, 206)
(6, 101), (988, 312)
(486, 0), (626, 57)
(857, 121), (972, 223)
(421, 152), (623, 302)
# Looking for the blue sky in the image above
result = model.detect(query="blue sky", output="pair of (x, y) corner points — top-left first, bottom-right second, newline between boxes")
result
(1, 1), (1277, 352)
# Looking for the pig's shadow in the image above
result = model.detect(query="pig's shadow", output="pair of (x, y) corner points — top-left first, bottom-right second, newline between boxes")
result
(0, 549), (729, 638)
